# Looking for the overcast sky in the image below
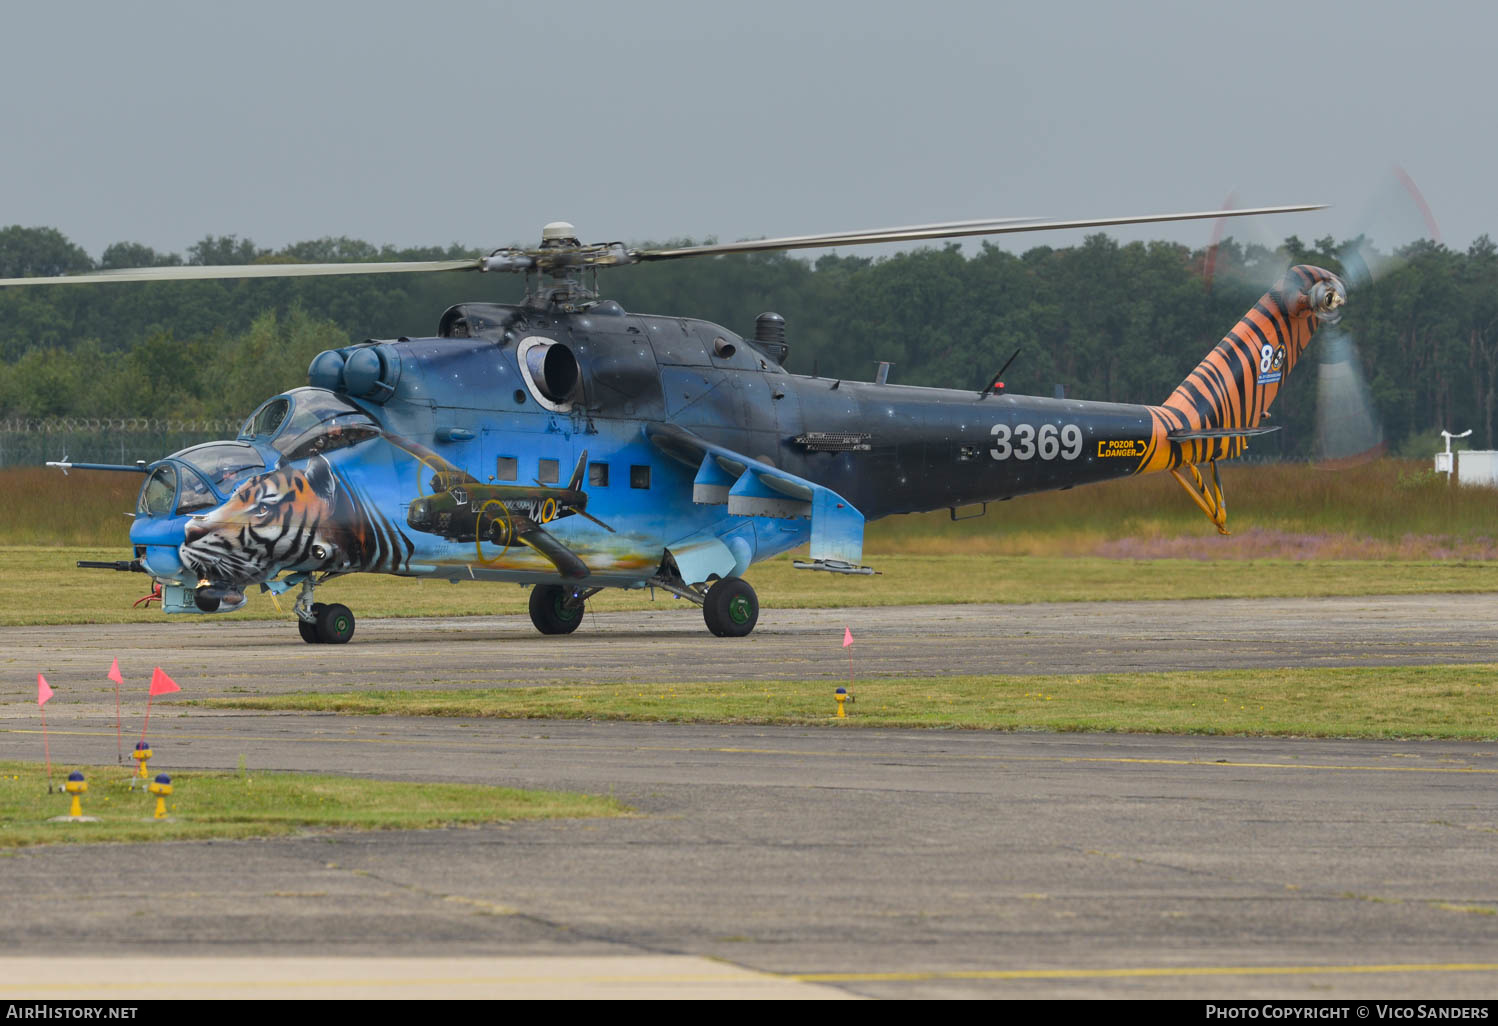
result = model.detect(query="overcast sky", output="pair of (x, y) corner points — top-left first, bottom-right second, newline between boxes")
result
(2, 0), (1486, 261)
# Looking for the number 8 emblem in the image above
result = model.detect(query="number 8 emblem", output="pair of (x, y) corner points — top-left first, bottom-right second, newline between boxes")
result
(1260, 343), (1274, 374)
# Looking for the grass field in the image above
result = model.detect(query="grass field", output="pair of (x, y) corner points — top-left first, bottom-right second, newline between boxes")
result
(870, 459), (1498, 558)
(0, 758), (626, 848)
(207, 663), (1498, 740)
(7, 546), (1498, 626)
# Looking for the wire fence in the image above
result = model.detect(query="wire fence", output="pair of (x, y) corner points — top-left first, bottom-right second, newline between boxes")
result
(0, 420), (240, 468)
(0, 418), (241, 433)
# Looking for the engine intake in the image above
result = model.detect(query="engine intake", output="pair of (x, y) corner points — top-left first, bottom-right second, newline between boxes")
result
(517, 336), (581, 410)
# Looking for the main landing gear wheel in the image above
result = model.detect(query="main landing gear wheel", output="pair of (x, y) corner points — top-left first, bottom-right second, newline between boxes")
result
(315, 602), (355, 645)
(530, 584), (585, 635)
(703, 577), (758, 638)
(298, 602), (325, 644)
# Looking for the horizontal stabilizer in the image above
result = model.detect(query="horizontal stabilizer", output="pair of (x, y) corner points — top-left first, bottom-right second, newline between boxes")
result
(1166, 426), (1282, 440)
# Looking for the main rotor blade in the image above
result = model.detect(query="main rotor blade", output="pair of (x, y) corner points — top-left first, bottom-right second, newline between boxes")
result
(0, 203), (1328, 285)
(0, 258), (482, 288)
(650, 216), (1046, 253)
(635, 205), (1327, 261)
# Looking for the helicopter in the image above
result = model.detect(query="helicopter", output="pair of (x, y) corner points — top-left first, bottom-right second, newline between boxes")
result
(7, 205), (1346, 644)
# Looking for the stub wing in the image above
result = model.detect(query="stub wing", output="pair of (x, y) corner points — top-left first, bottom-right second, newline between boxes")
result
(646, 423), (868, 568)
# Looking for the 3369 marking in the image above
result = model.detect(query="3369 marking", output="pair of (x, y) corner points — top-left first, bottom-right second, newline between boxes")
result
(990, 423), (1083, 461)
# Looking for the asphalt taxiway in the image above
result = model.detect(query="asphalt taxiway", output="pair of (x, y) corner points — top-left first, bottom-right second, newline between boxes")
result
(5, 592), (1498, 703)
(2, 595), (1497, 999)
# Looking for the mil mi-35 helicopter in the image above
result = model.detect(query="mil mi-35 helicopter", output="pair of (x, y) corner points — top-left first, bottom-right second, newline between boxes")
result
(6, 205), (1346, 644)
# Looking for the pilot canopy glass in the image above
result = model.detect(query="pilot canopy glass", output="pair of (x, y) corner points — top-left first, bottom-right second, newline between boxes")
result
(241, 387), (379, 461)
(171, 442), (265, 494)
(138, 443), (266, 516)
(175, 464), (218, 514)
(137, 464), (177, 516)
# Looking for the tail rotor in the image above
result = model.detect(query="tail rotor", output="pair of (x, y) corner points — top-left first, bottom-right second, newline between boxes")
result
(1200, 167), (1441, 465)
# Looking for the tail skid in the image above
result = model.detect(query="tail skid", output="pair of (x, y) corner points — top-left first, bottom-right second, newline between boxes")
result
(1170, 462), (1230, 535)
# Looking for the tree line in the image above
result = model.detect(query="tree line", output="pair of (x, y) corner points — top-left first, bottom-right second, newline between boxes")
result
(2, 224), (1494, 459)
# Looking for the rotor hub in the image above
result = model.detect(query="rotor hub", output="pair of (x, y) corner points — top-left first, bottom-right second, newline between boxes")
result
(541, 221), (580, 247)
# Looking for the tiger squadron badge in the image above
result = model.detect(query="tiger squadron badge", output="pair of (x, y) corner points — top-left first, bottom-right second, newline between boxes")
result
(1258, 343), (1288, 385)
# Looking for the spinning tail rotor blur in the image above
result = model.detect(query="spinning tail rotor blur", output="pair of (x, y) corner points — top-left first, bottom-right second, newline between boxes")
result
(1313, 328), (1384, 466)
(1202, 168), (1441, 466)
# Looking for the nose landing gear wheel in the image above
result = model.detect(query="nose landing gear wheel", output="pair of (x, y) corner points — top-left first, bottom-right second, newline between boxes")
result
(315, 602), (355, 645)
(703, 577), (758, 637)
(529, 584), (585, 635)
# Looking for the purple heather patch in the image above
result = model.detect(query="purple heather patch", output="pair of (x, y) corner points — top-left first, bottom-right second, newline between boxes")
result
(1089, 529), (1498, 561)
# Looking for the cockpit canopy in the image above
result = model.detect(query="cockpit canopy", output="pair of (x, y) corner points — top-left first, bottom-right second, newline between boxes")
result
(239, 387), (381, 461)
(137, 442), (266, 516)
(137, 388), (382, 518)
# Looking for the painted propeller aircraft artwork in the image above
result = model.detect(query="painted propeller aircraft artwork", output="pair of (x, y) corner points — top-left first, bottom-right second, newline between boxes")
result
(7, 206), (1347, 644)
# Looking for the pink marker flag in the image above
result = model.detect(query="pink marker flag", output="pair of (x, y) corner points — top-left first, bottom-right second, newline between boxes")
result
(843, 627), (855, 687)
(140, 667), (181, 744)
(37, 674), (53, 784)
(108, 658), (124, 762)
(148, 667), (181, 696)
